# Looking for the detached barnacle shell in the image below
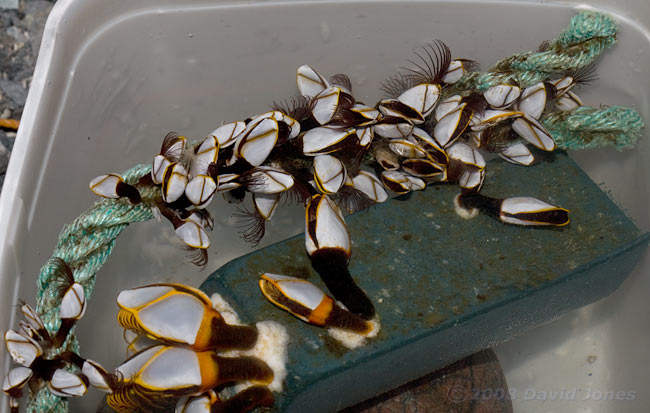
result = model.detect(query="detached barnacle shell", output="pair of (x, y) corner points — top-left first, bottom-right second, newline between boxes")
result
(117, 283), (258, 350)
(457, 192), (570, 226)
(259, 273), (373, 334)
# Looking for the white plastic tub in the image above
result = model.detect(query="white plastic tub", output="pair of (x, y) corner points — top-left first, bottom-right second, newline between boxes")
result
(0, 0), (648, 412)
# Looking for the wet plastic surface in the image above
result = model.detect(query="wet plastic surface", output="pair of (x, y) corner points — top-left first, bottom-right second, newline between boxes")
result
(0, 1), (649, 412)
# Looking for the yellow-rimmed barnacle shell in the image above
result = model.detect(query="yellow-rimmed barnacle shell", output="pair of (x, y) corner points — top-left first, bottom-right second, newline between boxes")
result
(20, 304), (45, 337)
(499, 142), (535, 166)
(398, 83), (440, 118)
(433, 102), (472, 148)
(190, 136), (219, 178)
(234, 118), (280, 167)
(301, 126), (357, 156)
(208, 121), (246, 148)
(117, 283), (257, 350)
(175, 221), (210, 250)
(216, 173), (241, 192)
(175, 391), (217, 413)
(458, 168), (485, 190)
(410, 127), (448, 165)
(259, 273), (372, 334)
(446, 141), (486, 170)
(185, 175), (217, 208)
(435, 94), (462, 121)
(110, 346), (273, 400)
(442, 59), (466, 84)
(378, 99), (425, 124)
(312, 86), (352, 125)
(511, 113), (556, 151)
(350, 170), (388, 203)
(89, 174), (123, 199)
(254, 193), (280, 220)
(380, 170), (425, 194)
(374, 116), (414, 139)
(4, 330), (42, 367)
(296, 64), (329, 98)
(471, 109), (523, 131)
(483, 84), (521, 109)
(304, 195), (350, 256)
(388, 139), (428, 159)
(516, 82), (548, 119)
(152, 155), (172, 185)
(500, 197), (570, 226)
(60, 282), (87, 320)
(82, 359), (113, 393)
(47, 369), (88, 398)
(244, 166), (295, 194)
(372, 144), (399, 172)
(175, 387), (274, 413)
(346, 103), (380, 127)
(2, 366), (32, 396)
(402, 158), (446, 179)
(356, 126), (374, 147)
(162, 163), (189, 203)
(556, 90), (583, 111)
(313, 155), (346, 195)
(252, 110), (301, 139)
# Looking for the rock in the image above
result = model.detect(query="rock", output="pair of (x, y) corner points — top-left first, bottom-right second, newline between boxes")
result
(0, 79), (27, 106)
(0, 140), (9, 175)
(22, 0), (52, 59)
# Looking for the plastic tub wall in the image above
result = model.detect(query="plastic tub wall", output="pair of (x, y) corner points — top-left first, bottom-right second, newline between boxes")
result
(0, 0), (648, 412)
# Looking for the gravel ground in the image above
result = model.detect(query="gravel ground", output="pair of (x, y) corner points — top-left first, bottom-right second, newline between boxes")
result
(0, 0), (54, 190)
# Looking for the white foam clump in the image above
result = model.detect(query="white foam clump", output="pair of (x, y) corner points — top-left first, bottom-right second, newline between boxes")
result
(328, 317), (381, 349)
(211, 293), (289, 393)
(453, 193), (479, 219)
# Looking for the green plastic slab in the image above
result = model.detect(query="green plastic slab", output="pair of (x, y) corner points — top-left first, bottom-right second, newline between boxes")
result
(200, 151), (649, 412)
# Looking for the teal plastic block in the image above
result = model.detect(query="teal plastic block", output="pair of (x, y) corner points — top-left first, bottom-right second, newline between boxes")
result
(200, 151), (649, 412)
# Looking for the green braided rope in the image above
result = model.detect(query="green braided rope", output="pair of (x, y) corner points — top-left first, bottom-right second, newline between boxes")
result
(28, 164), (155, 413)
(450, 11), (618, 93)
(544, 106), (644, 150)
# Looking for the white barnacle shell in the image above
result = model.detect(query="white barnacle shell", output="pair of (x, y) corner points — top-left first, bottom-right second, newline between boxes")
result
(115, 344), (166, 382)
(500, 197), (569, 226)
(378, 99), (424, 124)
(388, 139), (428, 159)
(350, 170), (388, 203)
(458, 168), (485, 190)
(60, 283), (87, 320)
(435, 95), (462, 121)
(2, 366), (32, 395)
(175, 221), (210, 249)
(47, 369), (87, 397)
(176, 391), (216, 413)
(82, 360), (112, 393)
(296, 64), (329, 98)
(313, 155), (346, 195)
(511, 113), (555, 151)
(470, 109), (523, 131)
(312, 86), (347, 125)
(410, 127), (448, 165)
(434, 103), (469, 148)
(191, 136), (219, 178)
(483, 84), (521, 109)
(89, 174), (123, 199)
(185, 175), (217, 208)
(516, 82), (548, 119)
(555, 90), (583, 111)
(234, 117), (279, 167)
(162, 163), (189, 203)
(245, 166), (295, 194)
(380, 170), (424, 194)
(499, 143), (535, 166)
(374, 116), (414, 139)
(301, 126), (356, 156)
(5, 330), (42, 367)
(446, 142), (485, 169)
(208, 121), (246, 148)
(21, 304), (45, 334)
(254, 193), (280, 220)
(152, 155), (172, 185)
(304, 195), (350, 256)
(442, 60), (466, 84)
(398, 83), (440, 118)
(401, 158), (445, 179)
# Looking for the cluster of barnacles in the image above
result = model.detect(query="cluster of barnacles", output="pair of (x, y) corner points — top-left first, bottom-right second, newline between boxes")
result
(88, 40), (576, 324)
(5, 39), (591, 412)
(2, 258), (105, 412)
(3, 270), (278, 412)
